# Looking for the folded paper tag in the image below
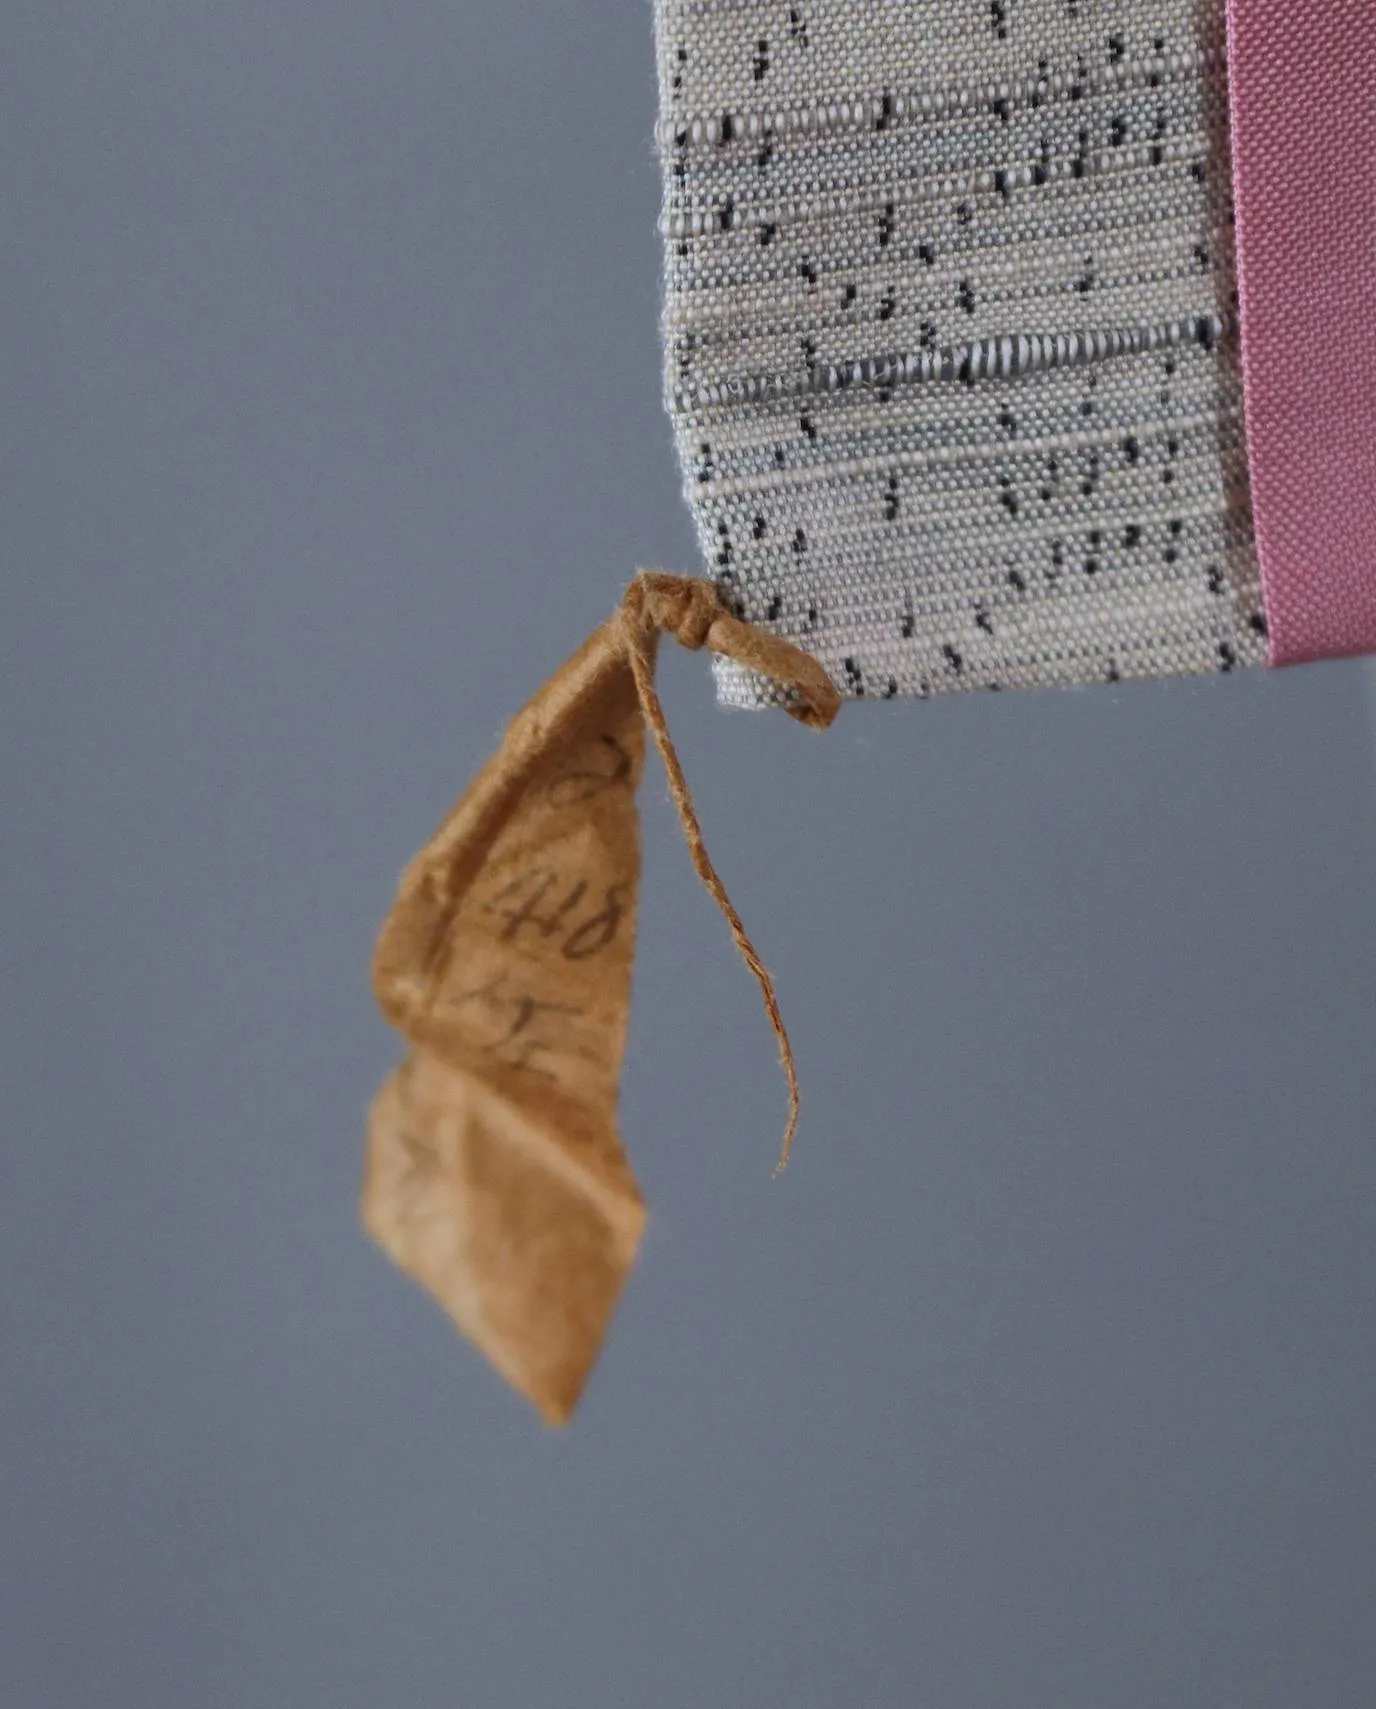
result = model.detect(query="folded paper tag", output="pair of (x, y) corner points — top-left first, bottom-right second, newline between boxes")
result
(363, 572), (840, 1423)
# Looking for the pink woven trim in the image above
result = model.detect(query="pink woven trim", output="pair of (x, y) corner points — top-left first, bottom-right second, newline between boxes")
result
(1226, 0), (1376, 666)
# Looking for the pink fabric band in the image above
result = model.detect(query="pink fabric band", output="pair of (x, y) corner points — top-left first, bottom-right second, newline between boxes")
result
(1226, 0), (1376, 665)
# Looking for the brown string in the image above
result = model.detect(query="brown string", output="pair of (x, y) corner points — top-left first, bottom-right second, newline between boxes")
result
(620, 572), (841, 1172)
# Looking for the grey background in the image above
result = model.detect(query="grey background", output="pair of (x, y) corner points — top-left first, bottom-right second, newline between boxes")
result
(5, 5), (1375, 1705)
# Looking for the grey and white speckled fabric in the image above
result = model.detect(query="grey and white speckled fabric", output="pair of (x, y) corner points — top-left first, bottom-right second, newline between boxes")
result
(653, 1), (1266, 703)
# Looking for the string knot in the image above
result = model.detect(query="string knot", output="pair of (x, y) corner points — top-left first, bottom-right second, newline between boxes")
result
(627, 571), (719, 652)
(623, 570), (842, 732)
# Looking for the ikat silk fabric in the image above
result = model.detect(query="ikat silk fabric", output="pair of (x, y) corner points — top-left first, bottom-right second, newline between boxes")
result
(652, 0), (1371, 704)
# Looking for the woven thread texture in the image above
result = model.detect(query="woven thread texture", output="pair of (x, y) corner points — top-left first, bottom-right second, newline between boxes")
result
(1226, 0), (1376, 666)
(653, 1), (1266, 703)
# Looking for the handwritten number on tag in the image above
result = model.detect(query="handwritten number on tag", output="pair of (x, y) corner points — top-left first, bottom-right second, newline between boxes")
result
(484, 869), (625, 961)
(562, 886), (625, 961)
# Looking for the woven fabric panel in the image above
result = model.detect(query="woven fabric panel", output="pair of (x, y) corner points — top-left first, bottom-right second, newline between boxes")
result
(653, 1), (1266, 704)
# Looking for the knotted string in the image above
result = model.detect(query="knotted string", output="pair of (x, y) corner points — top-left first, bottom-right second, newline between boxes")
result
(621, 572), (841, 1171)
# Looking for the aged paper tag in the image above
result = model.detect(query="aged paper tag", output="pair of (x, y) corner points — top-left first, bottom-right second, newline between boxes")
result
(364, 575), (839, 1423)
